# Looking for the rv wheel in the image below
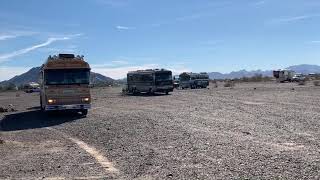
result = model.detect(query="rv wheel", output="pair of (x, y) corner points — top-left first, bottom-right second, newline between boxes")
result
(81, 109), (88, 116)
(40, 96), (44, 111)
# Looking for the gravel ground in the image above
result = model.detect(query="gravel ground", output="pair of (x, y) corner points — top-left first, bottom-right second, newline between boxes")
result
(0, 82), (320, 179)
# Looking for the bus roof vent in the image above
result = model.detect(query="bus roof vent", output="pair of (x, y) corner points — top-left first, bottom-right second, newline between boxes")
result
(58, 54), (75, 59)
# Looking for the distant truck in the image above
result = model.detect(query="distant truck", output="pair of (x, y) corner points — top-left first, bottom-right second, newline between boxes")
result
(24, 82), (40, 93)
(173, 75), (180, 88)
(273, 69), (295, 83)
(179, 72), (209, 89)
(292, 73), (306, 82)
(39, 54), (91, 115)
(126, 69), (173, 95)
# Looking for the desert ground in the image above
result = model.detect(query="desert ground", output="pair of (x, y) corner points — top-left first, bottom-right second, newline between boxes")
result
(0, 82), (319, 179)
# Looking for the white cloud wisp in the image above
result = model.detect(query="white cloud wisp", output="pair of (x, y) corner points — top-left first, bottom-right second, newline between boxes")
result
(269, 14), (320, 24)
(0, 35), (17, 41)
(0, 34), (82, 63)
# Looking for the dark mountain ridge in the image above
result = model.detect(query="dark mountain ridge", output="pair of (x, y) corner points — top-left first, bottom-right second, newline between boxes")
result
(0, 67), (114, 86)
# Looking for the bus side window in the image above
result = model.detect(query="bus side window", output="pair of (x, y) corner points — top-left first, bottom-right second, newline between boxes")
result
(128, 75), (133, 81)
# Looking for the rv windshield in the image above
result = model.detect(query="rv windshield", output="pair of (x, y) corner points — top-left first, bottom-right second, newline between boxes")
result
(45, 69), (90, 85)
(180, 74), (190, 81)
(155, 72), (172, 81)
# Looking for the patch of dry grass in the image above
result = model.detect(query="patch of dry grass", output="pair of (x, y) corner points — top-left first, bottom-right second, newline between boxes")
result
(314, 81), (320, 86)
(298, 81), (306, 86)
(224, 81), (235, 87)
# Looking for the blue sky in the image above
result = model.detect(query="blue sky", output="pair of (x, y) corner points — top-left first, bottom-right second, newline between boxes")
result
(0, 0), (320, 80)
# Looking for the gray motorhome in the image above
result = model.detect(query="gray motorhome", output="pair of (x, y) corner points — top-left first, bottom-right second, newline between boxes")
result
(126, 69), (173, 94)
(179, 72), (209, 89)
(273, 69), (295, 83)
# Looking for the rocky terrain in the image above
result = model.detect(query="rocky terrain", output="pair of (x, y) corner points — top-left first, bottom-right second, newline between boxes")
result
(0, 82), (320, 179)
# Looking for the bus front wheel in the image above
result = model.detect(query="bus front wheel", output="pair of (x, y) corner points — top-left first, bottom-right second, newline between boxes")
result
(81, 109), (88, 116)
(40, 96), (44, 111)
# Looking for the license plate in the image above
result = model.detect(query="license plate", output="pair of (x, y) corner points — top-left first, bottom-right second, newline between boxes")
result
(63, 90), (75, 94)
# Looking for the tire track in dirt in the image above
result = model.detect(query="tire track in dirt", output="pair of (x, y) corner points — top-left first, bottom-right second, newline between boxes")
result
(46, 127), (120, 177)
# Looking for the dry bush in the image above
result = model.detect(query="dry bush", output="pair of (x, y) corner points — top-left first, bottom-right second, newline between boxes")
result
(0, 133), (4, 144)
(314, 81), (320, 86)
(239, 74), (273, 83)
(224, 81), (235, 87)
(298, 81), (306, 86)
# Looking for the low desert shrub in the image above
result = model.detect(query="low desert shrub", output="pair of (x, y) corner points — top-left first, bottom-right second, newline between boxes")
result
(298, 81), (306, 85)
(224, 81), (235, 87)
(314, 81), (320, 86)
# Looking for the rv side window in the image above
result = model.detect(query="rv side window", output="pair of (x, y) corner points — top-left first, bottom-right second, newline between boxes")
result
(180, 75), (190, 81)
(128, 75), (134, 81)
(131, 74), (153, 81)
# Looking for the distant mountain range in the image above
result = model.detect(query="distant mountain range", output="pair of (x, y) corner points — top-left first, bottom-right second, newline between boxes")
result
(208, 64), (320, 79)
(0, 67), (114, 86)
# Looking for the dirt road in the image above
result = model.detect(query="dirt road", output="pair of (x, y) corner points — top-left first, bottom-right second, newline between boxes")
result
(1, 82), (320, 179)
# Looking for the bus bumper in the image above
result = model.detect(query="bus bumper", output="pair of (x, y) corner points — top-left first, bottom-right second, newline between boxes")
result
(45, 104), (91, 111)
(156, 86), (174, 92)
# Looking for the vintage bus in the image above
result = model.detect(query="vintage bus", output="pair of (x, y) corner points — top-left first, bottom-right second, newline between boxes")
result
(126, 69), (173, 95)
(39, 54), (91, 115)
(179, 72), (210, 89)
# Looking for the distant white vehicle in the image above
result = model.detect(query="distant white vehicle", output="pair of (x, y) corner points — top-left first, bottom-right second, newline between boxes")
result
(24, 82), (40, 93)
(292, 73), (306, 82)
(273, 69), (295, 83)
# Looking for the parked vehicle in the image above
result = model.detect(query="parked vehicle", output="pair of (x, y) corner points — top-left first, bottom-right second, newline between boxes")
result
(24, 82), (40, 93)
(292, 73), (306, 82)
(179, 72), (209, 89)
(39, 54), (91, 115)
(273, 69), (295, 83)
(126, 69), (173, 95)
(173, 75), (180, 88)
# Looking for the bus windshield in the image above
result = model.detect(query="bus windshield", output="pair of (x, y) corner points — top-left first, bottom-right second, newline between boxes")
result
(128, 74), (154, 82)
(45, 69), (90, 85)
(155, 72), (172, 81)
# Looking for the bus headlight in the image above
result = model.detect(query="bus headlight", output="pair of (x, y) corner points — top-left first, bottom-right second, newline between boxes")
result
(48, 99), (56, 104)
(82, 97), (90, 102)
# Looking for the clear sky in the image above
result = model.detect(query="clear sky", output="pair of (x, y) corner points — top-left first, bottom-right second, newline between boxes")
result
(0, 0), (320, 80)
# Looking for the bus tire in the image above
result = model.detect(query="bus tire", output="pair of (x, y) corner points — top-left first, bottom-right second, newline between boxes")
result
(40, 96), (44, 111)
(81, 109), (88, 116)
(166, 91), (169, 95)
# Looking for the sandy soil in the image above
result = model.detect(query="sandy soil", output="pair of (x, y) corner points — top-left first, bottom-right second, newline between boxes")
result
(1, 82), (320, 179)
